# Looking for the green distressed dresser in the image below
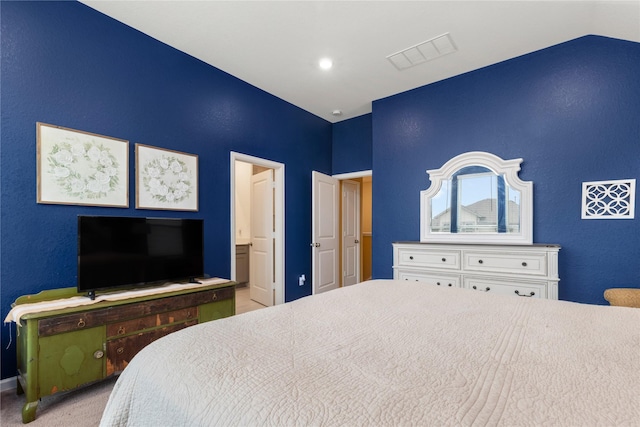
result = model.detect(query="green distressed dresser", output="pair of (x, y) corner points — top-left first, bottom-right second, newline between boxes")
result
(11, 280), (236, 423)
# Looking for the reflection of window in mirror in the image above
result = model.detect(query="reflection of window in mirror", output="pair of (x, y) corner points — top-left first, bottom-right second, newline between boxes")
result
(430, 167), (521, 234)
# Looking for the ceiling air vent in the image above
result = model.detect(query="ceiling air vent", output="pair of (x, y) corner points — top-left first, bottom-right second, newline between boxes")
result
(387, 33), (457, 71)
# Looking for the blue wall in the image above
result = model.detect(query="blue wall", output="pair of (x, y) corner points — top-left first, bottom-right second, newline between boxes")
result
(332, 114), (372, 174)
(1, 1), (332, 379)
(372, 36), (640, 304)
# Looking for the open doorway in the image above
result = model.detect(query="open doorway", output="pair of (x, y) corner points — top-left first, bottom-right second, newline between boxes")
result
(311, 170), (372, 293)
(338, 173), (372, 285)
(230, 152), (285, 306)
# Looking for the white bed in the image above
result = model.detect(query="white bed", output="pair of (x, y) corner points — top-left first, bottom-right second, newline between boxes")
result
(100, 279), (640, 426)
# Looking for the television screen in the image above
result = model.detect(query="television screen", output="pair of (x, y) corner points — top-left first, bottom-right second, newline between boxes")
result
(78, 216), (204, 295)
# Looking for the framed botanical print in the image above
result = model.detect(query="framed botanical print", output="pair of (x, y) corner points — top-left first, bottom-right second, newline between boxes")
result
(37, 122), (129, 207)
(135, 144), (199, 211)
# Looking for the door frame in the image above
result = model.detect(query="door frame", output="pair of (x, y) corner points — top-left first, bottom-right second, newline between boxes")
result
(310, 169), (372, 292)
(230, 152), (285, 305)
(332, 170), (372, 181)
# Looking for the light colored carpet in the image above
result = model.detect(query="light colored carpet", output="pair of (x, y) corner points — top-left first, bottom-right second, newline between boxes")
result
(0, 376), (115, 426)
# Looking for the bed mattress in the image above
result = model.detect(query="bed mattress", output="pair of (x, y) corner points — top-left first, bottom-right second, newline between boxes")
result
(100, 279), (640, 426)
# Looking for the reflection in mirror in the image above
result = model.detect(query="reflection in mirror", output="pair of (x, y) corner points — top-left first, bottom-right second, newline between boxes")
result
(430, 166), (521, 234)
(420, 152), (532, 244)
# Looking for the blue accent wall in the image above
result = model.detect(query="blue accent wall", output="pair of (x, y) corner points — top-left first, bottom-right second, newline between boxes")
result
(332, 114), (372, 174)
(1, 1), (331, 378)
(372, 36), (640, 305)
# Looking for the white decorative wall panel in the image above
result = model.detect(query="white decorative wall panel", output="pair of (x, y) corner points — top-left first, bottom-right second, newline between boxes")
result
(582, 179), (636, 219)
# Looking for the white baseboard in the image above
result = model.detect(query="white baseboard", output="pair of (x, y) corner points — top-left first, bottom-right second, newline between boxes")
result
(1, 376), (17, 393)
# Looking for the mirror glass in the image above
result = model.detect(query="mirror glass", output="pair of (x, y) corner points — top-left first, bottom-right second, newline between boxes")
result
(420, 152), (532, 244)
(430, 166), (521, 234)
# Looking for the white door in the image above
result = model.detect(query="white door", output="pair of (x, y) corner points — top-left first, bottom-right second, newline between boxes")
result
(342, 180), (361, 286)
(311, 171), (339, 294)
(250, 169), (273, 306)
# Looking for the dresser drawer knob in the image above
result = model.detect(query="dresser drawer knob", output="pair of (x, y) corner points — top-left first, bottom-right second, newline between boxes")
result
(478, 260), (484, 264)
(93, 350), (104, 359)
(448, 283), (453, 287)
(118, 326), (126, 335)
(441, 258), (446, 262)
(436, 282), (441, 286)
(409, 256), (414, 260)
(521, 262), (528, 267)
(473, 286), (490, 292)
(77, 318), (86, 328)
(212, 293), (218, 301)
(515, 290), (535, 297)
(117, 347), (124, 355)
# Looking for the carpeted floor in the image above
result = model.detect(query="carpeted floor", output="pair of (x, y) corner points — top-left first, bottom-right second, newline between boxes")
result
(0, 376), (116, 426)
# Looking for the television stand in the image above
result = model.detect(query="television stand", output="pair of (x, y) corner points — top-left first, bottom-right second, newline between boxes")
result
(10, 280), (236, 423)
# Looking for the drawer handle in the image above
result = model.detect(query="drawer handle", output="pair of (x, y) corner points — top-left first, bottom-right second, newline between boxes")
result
(117, 326), (126, 335)
(473, 286), (490, 292)
(521, 262), (528, 267)
(478, 260), (484, 264)
(187, 311), (192, 318)
(448, 283), (453, 287)
(515, 290), (535, 297)
(409, 256), (414, 260)
(117, 347), (124, 355)
(93, 350), (104, 359)
(77, 318), (86, 328)
(212, 293), (218, 301)
(441, 258), (446, 262)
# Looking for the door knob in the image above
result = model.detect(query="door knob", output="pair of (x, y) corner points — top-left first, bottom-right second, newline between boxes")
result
(355, 239), (360, 243)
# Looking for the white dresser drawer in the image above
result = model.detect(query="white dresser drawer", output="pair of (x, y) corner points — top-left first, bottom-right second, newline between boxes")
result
(396, 246), (460, 270)
(464, 276), (546, 299)
(393, 242), (560, 300)
(395, 269), (461, 288)
(463, 251), (548, 276)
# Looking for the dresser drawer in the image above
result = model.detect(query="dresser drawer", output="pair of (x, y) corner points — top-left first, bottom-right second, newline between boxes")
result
(106, 320), (197, 375)
(38, 309), (109, 337)
(106, 307), (198, 338)
(396, 247), (460, 270)
(463, 251), (548, 276)
(464, 276), (546, 299)
(395, 269), (461, 288)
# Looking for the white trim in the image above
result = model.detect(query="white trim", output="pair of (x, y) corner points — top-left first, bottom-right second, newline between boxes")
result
(332, 170), (372, 180)
(230, 152), (285, 305)
(1, 376), (16, 393)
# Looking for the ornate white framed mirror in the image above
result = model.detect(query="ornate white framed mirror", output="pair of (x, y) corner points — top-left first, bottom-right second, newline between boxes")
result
(420, 151), (533, 244)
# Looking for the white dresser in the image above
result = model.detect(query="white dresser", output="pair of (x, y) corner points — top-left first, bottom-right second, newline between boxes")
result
(393, 242), (561, 300)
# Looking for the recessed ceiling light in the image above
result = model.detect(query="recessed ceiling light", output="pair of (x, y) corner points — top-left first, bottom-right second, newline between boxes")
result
(319, 58), (333, 70)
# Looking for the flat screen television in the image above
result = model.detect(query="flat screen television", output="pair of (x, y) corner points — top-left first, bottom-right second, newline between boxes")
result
(78, 216), (204, 299)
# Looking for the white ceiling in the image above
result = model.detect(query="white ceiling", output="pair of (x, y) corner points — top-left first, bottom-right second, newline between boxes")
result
(80, 1), (640, 123)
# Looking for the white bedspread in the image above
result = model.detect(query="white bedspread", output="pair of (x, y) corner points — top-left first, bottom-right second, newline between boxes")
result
(100, 280), (640, 426)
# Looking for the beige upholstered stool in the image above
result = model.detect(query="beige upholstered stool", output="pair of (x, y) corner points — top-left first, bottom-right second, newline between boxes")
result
(604, 288), (640, 308)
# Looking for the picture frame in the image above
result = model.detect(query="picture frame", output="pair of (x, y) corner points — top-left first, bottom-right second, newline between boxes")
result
(37, 122), (129, 207)
(135, 144), (199, 211)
